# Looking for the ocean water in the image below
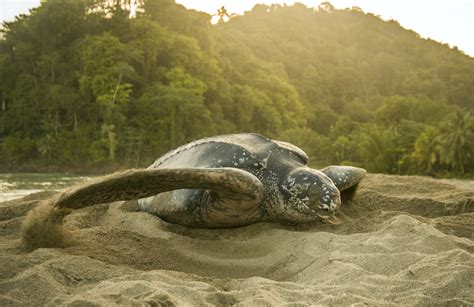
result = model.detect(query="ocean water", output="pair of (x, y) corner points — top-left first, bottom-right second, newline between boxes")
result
(0, 173), (90, 202)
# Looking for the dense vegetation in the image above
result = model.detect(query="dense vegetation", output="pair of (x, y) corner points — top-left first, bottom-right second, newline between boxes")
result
(1, 0), (473, 176)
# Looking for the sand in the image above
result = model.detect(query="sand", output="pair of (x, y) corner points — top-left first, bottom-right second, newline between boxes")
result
(0, 174), (473, 306)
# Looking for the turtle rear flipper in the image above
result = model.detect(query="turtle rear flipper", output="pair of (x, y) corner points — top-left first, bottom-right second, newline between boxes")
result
(321, 166), (367, 192)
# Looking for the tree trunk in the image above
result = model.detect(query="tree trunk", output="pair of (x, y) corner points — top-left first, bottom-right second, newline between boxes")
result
(29, 58), (38, 89)
(170, 107), (176, 148)
(111, 72), (123, 107)
(74, 112), (78, 132)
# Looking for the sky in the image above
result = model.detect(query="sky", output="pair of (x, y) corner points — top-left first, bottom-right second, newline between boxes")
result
(1, 0), (473, 56)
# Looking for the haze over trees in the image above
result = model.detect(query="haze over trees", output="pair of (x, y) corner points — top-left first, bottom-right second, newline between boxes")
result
(0, 0), (473, 176)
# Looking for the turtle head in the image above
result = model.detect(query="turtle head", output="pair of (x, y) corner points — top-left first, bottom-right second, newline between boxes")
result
(280, 167), (341, 222)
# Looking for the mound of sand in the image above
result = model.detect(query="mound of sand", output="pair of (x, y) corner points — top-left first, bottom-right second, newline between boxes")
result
(0, 174), (473, 305)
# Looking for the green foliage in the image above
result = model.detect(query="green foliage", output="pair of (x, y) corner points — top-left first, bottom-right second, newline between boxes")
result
(413, 126), (440, 173)
(436, 112), (474, 175)
(375, 96), (413, 127)
(353, 124), (398, 173)
(79, 33), (134, 161)
(0, 1), (473, 176)
(279, 127), (332, 163)
(2, 136), (37, 165)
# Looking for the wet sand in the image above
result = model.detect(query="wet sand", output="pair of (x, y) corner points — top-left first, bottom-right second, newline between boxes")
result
(0, 174), (473, 305)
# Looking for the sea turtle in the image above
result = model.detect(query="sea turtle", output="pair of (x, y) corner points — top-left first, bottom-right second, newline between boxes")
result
(22, 133), (366, 248)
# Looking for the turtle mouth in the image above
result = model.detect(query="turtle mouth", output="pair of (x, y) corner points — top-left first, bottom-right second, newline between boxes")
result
(316, 211), (335, 219)
(310, 206), (335, 219)
(314, 199), (339, 219)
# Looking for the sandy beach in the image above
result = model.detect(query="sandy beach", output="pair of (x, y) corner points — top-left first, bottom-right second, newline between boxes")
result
(0, 174), (473, 305)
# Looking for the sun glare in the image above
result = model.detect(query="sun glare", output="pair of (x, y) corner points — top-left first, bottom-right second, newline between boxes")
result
(175, 0), (473, 56)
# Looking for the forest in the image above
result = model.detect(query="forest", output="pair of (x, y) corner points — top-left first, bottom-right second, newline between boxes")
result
(0, 0), (473, 176)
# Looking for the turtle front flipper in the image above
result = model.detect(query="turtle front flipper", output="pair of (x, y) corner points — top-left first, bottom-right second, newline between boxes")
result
(22, 168), (263, 249)
(56, 167), (263, 209)
(320, 166), (367, 192)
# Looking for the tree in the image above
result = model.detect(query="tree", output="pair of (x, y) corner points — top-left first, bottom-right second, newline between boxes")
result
(354, 124), (398, 173)
(127, 19), (171, 80)
(436, 111), (474, 175)
(278, 127), (332, 163)
(332, 135), (353, 163)
(375, 96), (413, 128)
(79, 33), (134, 162)
(413, 126), (440, 173)
(318, 2), (335, 12)
(137, 67), (212, 150)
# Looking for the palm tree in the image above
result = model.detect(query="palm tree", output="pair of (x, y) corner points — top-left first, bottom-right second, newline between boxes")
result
(413, 126), (440, 173)
(212, 6), (236, 23)
(356, 124), (397, 173)
(437, 111), (474, 175)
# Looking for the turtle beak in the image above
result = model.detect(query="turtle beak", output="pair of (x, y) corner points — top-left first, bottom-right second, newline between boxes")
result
(318, 192), (340, 218)
(330, 195), (341, 212)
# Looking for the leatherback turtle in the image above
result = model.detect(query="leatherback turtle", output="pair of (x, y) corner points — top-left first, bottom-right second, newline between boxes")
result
(25, 134), (366, 233)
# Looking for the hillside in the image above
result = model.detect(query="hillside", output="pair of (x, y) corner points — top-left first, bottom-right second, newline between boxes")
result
(0, 0), (473, 175)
